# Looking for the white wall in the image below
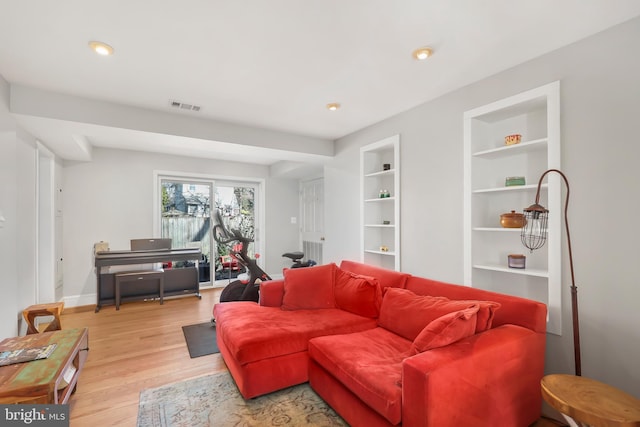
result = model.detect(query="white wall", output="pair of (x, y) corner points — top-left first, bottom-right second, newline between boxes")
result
(265, 177), (302, 273)
(16, 130), (37, 313)
(0, 75), (40, 338)
(0, 76), (19, 339)
(323, 143), (361, 264)
(62, 147), (300, 306)
(0, 130), (19, 338)
(324, 17), (640, 396)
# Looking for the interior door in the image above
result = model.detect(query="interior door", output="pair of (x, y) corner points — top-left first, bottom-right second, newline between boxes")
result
(300, 178), (324, 265)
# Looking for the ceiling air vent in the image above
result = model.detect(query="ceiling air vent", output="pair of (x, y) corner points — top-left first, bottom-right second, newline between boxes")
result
(169, 100), (201, 112)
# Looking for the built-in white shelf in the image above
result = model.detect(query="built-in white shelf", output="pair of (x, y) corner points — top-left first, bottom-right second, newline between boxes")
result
(365, 249), (397, 256)
(361, 135), (400, 271)
(464, 81), (562, 335)
(473, 227), (521, 232)
(365, 169), (396, 177)
(364, 197), (397, 203)
(472, 264), (549, 278)
(473, 184), (547, 194)
(472, 138), (548, 158)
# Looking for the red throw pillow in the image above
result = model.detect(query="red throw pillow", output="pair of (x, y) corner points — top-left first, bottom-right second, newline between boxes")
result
(339, 260), (409, 289)
(334, 268), (382, 318)
(378, 288), (482, 341)
(452, 299), (501, 332)
(411, 305), (480, 353)
(282, 263), (336, 310)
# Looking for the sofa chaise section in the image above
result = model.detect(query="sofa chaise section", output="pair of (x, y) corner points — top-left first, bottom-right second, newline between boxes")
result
(212, 262), (385, 399)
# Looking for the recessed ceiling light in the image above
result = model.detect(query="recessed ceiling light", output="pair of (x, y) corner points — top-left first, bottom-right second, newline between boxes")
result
(326, 103), (340, 111)
(412, 47), (433, 61)
(89, 41), (114, 56)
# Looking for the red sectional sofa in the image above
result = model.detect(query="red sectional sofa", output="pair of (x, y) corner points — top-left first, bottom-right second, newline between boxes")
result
(212, 260), (547, 427)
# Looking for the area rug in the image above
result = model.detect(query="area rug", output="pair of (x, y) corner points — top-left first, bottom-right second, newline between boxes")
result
(181, 322), (219, 358)
(137, 371), (347, 427)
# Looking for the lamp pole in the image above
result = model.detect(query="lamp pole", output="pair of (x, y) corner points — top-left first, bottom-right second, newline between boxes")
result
(522, 169), (581, 376)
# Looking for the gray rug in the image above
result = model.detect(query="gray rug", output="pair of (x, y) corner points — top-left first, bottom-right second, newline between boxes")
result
(137, 371), (348, 427)
(181, 322), (219, 358)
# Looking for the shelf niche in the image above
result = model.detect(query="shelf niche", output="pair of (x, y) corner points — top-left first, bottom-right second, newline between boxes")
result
(360, 135), (400, 271)
(463, 81), (562, 335)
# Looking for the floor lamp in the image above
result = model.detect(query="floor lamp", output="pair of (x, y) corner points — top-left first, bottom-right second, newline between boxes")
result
(520, 169), (581, 376)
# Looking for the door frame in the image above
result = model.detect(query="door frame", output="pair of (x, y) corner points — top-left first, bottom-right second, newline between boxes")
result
(299, 177), (324, 265)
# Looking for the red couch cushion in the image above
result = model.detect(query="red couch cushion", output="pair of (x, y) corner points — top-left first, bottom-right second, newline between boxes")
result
(309, 328), (412, 425)
(453, 299), (500, 332)
(379, 288), (501, 340)
(259, 279), (284, 307)
(378, 288), (475, 340)
(282, 263), (336, 310)
(411, 305), (479, 353)
(405, 276), (545, 333)
(334, 268), (382, 318)
(213, 301), (377, 365)
(339, 260), (409, 290)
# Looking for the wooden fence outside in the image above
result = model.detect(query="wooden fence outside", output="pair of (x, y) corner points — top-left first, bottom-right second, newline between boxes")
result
(161, 217), (211, 261)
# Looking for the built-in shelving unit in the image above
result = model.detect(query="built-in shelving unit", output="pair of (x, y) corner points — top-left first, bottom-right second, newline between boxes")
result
(463, 81), (562, 335)
(360, 135), (400, 271)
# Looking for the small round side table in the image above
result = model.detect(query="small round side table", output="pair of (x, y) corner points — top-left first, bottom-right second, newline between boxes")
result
(541, 374), (640, 427)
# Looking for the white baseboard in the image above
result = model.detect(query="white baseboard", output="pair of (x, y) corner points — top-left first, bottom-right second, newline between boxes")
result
(63, 293), (97, 308)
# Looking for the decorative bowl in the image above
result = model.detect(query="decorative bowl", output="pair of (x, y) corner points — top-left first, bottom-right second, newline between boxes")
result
(500, 210), (527, 228)
(504, 134), (522, 145)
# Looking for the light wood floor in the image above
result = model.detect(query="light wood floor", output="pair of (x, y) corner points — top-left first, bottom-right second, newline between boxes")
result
(62, 288), (226, 427)
(60, 288), (565, 427)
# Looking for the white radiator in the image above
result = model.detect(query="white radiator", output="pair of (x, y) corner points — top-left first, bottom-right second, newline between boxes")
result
(302, 241), (323, 265)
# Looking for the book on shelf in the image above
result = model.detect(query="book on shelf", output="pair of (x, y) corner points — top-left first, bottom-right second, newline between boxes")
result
(0, 343), (57, 367)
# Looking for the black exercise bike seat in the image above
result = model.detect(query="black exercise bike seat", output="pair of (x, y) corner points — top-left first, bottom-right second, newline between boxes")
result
(282, 252), (304, 261)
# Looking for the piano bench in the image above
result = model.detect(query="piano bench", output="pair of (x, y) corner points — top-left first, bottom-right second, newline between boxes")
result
(115, 270), (164, 310)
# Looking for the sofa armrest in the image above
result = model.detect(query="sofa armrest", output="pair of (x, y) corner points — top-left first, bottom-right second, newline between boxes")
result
(259, 279), (284, 307)
(402, 324), (546, 427)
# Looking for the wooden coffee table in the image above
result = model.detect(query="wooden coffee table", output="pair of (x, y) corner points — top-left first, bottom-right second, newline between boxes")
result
(0, 328), (89, 404)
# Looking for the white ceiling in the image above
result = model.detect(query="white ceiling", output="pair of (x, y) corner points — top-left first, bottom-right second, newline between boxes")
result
(2, 1), (640, 167)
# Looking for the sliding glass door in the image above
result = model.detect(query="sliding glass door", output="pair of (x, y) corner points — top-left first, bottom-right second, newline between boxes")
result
(160, 178), (213, 283)
(213, 181), (258, 287)
(156, 174), (261, 287)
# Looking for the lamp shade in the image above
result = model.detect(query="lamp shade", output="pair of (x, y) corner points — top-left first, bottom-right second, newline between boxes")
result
(521, 203), (549, 251)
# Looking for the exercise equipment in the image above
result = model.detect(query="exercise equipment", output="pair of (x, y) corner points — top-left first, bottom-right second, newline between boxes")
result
(214, 211), (271, 303)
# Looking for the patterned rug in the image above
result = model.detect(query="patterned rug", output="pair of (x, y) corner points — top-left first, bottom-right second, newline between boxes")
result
(137, 371), (348, 427)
